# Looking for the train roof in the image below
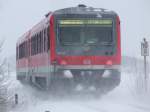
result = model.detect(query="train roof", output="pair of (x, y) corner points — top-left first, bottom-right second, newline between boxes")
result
(53, 4), (117, 16)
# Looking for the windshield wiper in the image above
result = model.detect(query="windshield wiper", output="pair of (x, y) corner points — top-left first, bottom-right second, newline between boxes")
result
(61, 42), (81, 46)
(100, 42), (113, 46)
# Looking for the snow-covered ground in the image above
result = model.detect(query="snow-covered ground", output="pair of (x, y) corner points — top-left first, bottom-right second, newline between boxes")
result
(6, 70), (150, 112)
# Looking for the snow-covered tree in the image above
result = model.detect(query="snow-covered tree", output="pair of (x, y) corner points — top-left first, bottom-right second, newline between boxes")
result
(0, 40), (8, 112)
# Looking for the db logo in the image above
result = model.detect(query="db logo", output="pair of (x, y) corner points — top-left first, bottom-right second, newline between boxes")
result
(83, 59), (91, 65)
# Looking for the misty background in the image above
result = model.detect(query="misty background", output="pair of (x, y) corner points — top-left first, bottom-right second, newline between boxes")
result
(0, 0), (150, 59)
(0, 1), (150, 112)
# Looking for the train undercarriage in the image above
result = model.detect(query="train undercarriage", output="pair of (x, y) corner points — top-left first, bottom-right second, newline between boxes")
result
(17, 68), (121, 95)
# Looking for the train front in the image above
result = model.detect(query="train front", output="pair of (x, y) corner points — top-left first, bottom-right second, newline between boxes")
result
(50, 5), (121, 93)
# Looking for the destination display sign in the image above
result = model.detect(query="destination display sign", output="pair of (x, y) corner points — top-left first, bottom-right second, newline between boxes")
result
(59, 19), (112, 25)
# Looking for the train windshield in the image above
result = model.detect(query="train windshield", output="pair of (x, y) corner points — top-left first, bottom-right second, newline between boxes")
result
(58, 19), (113, 46)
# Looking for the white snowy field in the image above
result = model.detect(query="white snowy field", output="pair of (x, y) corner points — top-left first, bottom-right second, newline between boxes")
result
(6, 70), (150, 112)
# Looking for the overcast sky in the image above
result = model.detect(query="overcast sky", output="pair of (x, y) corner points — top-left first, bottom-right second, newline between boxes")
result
(0, 0), (150, 58)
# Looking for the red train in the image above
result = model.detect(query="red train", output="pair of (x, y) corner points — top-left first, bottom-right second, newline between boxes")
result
(16, 5), (121, 93)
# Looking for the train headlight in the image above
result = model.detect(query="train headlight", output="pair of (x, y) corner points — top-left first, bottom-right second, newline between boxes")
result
(106, 60), (112, 66)
(61, 60), (67, 65)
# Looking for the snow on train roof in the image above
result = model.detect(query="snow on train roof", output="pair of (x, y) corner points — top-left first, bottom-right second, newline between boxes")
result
(54, 5), (117, 16)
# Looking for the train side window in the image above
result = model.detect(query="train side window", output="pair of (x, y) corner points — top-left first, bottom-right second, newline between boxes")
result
(44, 28), (47, 52)
(16, 47), (17, 60)
(39, 32), (41, 53)
(33, 35), (35, 55)
(20, 44), (22, 59)
(21, 44), (23, 58)
(25, 41), (27, 57)
(24, 42), (26, 57)
(37, 33), (39, 54)
(25, 41), (26, 57)
(19, 45), (21, 59)
(32, 36), (34, 55)
(33, 36), (35, 55)
(19, 45), (20, 58)
(31, 37), (33, 55)
(20, 44), (22, 58)
(35, 35), (37, 55)
(22, 42), (25, 57)
(31, 36), (35, 56)
(40, 31), (42, 53)
(33, 35), (36, 55)
(41, 30), (44, 52)
(28, 39), (31, 56)
(24, 42), (25, 57)
(32, 36), (33, 55)
(30, 37), (32, 56)
(21, 43), (23, 58)
(36, 34), (38, 54)
(16, 46), (19, 60)
(16, 47), (18, 60)
(22, 43), (23, 58)
(18, 47), (19, 59)
(47, 26), (50, 50)
(37, 34), (39, 54)
(23, 42), (25, 58)
(34, 35), (36, 54)
(19, 42), (25, 58)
